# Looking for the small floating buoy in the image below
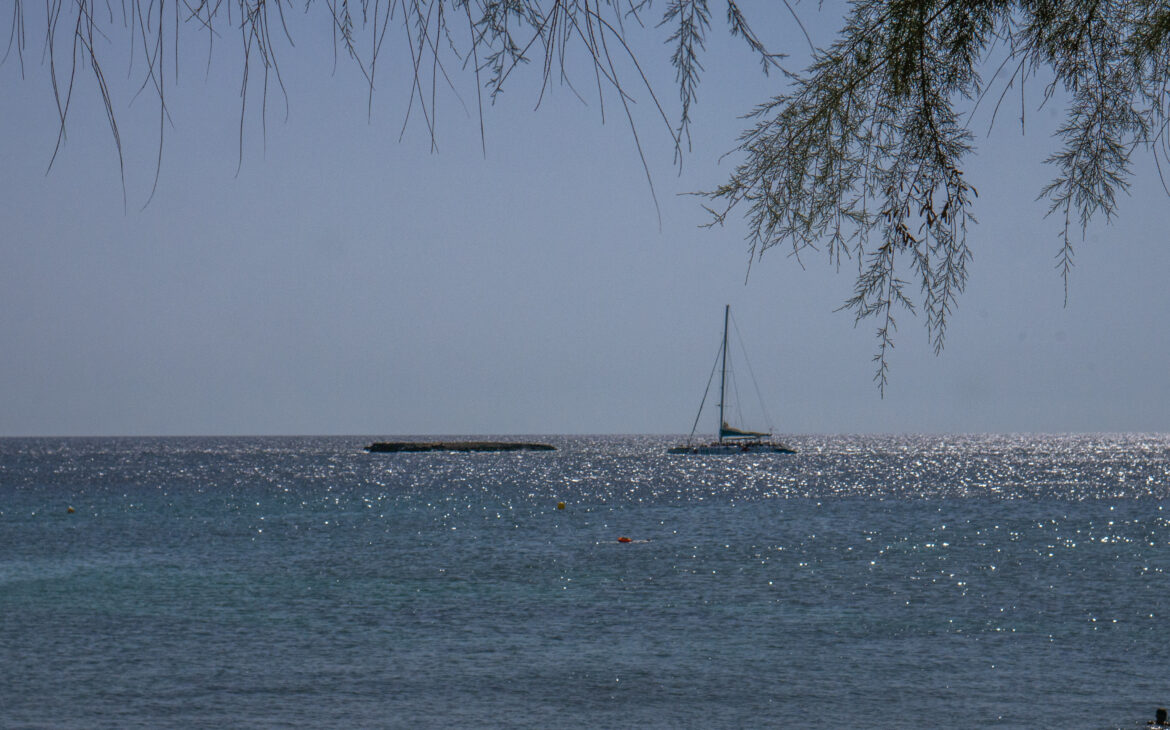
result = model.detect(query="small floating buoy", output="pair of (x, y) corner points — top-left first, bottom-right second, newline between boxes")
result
(617, 536), (632, 543)
(556, 502), (566, 510)
(67, 506), (75, 514)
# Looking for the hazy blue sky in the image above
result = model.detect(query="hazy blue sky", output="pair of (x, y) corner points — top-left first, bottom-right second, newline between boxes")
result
(2, 3), (1168, 436)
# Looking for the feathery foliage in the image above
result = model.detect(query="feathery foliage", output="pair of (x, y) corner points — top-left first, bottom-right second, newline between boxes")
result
(7, 1), (1170, 391)
(7, 1), (775, 205)
(708, 0), (1170, 391)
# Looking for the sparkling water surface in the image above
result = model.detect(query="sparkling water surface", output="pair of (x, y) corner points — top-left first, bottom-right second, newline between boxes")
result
(2, 434), (1169, 728)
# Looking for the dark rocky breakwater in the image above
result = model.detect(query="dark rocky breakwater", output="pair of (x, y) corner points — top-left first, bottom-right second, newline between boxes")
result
(365, 441), (556, 453)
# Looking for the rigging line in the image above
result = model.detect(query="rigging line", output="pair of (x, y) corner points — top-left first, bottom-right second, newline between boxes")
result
(723, 314), (736, 425)
(730, 313), (776, 433)
(688, 338), (724, 442)
(727, 354), (743, 426)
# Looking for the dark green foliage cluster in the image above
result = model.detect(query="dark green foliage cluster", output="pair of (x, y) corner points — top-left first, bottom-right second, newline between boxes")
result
(709, 0), (1170, 390)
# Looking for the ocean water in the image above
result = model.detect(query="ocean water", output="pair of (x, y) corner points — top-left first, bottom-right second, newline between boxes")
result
(1, 434), (1169, 729)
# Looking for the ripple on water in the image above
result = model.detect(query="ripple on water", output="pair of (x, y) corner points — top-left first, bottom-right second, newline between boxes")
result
(1, 434), (1169, 728)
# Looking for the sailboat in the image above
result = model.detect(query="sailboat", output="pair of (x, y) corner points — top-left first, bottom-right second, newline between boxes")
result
(667, 305), (795, 455)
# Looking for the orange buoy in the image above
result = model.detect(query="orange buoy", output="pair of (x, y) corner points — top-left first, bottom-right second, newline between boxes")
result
(617, 536), (632, 543)
(556, 502), (566, 510)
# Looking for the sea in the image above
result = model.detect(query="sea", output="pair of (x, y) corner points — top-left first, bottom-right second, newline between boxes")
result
(1, 434), (1168, 729)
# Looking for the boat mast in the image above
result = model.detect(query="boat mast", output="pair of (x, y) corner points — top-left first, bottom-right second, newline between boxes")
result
(717, 304), (729, 442)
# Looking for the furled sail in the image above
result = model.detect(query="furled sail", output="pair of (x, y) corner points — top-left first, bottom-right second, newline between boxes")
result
(720, 423), (770, 440)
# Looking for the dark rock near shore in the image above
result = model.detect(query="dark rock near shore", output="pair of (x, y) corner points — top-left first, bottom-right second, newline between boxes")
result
(365, 441), (556, 453)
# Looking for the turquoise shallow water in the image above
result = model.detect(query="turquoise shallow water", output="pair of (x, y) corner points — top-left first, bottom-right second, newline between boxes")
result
(2, 434), (1169, 728)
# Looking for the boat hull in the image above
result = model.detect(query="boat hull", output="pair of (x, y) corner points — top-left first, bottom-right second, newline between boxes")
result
(667, 441), (795, 455)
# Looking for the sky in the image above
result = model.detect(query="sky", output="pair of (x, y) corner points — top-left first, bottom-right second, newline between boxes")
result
(1, 2), (1168, 436)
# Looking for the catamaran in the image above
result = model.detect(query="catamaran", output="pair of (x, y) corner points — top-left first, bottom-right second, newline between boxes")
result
(667, 305), (795, 455)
